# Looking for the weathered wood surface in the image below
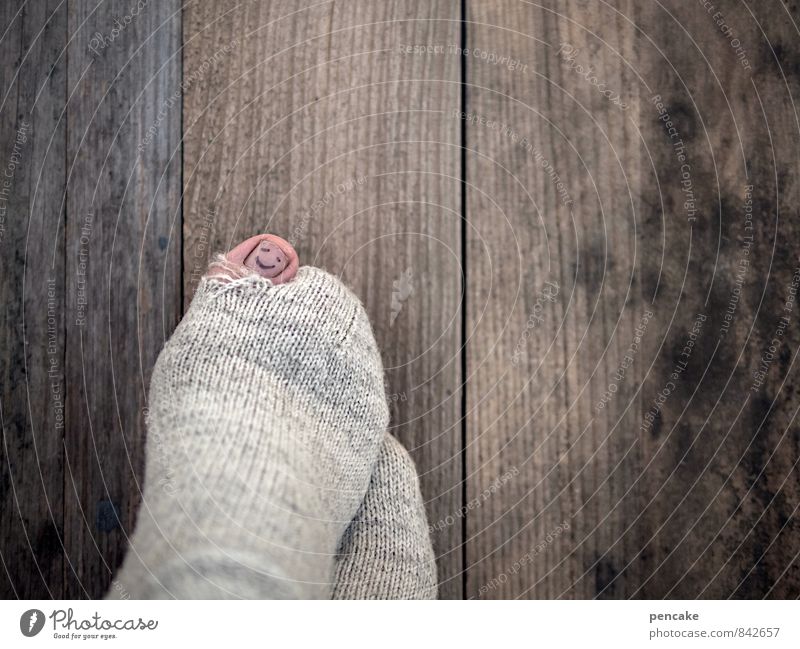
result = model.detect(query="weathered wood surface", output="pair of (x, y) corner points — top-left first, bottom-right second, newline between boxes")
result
(0, 0), (183, 598)
(465, 0), (644, 599)
(2, 0), (799, 599)
(0, 0), (67, 598)
(630, 0), (800, 600)
(182, 0), (465, 598)
(61, 0), (182, 598)
(465, 0), (800, 598)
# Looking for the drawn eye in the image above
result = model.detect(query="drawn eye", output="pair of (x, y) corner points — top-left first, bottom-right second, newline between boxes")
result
(277, 258), (281, 263)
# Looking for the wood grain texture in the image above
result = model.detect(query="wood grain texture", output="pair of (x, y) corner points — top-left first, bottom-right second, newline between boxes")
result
(63, 0), (182, 598)
(2, 0), (799, 600)
(465, 0), (800, 598)
(182, 0), (464, 598)
(0, 0), (67, 598)
(465, 0), (644, 599)
(631, 0), (800, 599)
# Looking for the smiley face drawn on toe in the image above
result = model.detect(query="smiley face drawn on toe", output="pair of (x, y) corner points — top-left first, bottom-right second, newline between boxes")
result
(241, 235), (298, 283)
(247, 242), (287, 278)
(222, 233), (299, 284)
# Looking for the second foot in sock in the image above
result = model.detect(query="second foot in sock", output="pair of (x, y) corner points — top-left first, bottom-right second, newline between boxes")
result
(333, 434), (438, 599)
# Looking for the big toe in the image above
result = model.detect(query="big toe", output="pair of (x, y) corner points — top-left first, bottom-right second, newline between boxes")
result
(210, 233), (300, 285)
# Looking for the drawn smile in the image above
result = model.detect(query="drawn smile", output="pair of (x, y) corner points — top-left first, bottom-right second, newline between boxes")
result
(255, 257), (276, 270)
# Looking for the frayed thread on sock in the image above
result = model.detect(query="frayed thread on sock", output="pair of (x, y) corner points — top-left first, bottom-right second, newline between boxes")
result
(205, 253), (259, 282)
(200, 254), (280, 299)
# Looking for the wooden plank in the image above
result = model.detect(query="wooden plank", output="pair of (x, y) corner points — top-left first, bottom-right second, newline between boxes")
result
(631, 0), (800, 599)
(63, 0), (182, 598)
(0, 0), (67, 598)
(465, 0), (643, 599)
(465, 0), (800, 598)
(5, 0), (793, 602)
(183, 1), (464, 597)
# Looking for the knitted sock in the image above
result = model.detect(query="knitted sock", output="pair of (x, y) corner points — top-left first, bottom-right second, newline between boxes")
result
(332, 434), (438, 599)
(110, 266), (389, 598)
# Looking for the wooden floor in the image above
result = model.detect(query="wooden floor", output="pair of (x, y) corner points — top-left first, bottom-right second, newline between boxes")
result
(2, 1), (799, 599)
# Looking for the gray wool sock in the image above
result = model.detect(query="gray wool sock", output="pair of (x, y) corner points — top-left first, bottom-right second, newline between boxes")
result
(332, 434), (438, 599)
(110, 267), (390, 599)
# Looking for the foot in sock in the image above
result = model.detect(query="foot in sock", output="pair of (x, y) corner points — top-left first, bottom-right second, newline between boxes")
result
(333, 434), (438, 599)
(111, 239), (389, 598)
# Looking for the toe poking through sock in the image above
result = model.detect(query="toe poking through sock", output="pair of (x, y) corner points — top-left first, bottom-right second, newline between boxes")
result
(206, 234), (300, 284)
(242, 235), (298, 285)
